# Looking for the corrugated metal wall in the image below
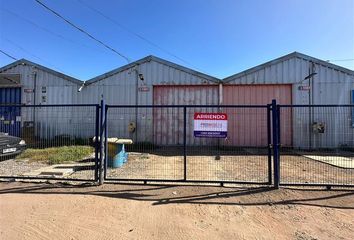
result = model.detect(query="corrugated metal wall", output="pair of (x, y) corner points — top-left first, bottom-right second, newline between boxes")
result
(84, 60), (219, 144)
(224, 55), (354, 105)
(81, 60), (217, 104)
(1, 64), (79, 105)
(1, 59), (219, 142)
(0, 64), (80, 139)
(223, 85), (292, 146)
(1, 54), (353, 148)
(224, 55), (354, 148)
(153, 85), (219, 145)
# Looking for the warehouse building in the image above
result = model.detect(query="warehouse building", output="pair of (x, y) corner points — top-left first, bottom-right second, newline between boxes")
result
(0, 56), (220, 145)
(0, 59), (83, 140)
(1, 52), (353, 148)
(81, 55), (220, 146)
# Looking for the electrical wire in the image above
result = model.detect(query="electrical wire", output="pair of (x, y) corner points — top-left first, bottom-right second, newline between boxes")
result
(75, 0), (206, 73)
(0, 8), (103, 53)
(2, 37), (78, 77)
(34, 0), (131, 63)
(327, 59), (354, 62)
(0, 49), (18, 61)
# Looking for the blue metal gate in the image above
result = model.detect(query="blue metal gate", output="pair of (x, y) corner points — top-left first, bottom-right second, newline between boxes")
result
(0, 87), (21, 136)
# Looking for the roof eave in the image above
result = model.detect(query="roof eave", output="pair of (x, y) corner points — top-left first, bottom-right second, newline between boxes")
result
(223, 52), (354, 83)
(86, 55), (221, 85)
(0, 59), (82, 85)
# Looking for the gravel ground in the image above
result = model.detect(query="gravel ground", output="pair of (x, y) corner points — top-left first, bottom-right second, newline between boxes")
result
(0, 158), (95, 180)
(0, 159), (47, 176)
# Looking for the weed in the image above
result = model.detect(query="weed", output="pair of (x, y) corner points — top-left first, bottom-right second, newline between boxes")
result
(16, 146), (94, 165)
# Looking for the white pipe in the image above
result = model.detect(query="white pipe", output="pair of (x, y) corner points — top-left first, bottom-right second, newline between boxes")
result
(78, 81), (86, 92)
(219, 83), (223, 105)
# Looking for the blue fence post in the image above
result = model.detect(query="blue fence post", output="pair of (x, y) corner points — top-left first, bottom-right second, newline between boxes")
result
(99, 98), (105, 185)
(104, 104), (108, 180)
(267, 104), (272, 185)
(94, 105), (100, 182)
(277, 105), (281, 147)
(272, 99), (280, 189)
(276, 104), (281, 186)
(183, 106), (187, 181)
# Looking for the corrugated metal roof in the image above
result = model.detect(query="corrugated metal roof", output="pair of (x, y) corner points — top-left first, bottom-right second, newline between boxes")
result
(0, 59), (82, 85)
(85, 55), (221, 85)
(223, 52), (354, 83)
(0, 55), (221, 86)
(1, 52), (352, 86)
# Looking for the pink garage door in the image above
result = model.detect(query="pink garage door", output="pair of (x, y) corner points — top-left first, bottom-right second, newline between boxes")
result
(153, 85), (219, 145)
(223, 85), (292, 147)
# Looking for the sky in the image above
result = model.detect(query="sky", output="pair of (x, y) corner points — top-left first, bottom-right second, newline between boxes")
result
(0, 0), (353, 80)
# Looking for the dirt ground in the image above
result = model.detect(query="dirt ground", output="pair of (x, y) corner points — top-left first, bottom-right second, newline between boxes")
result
(107, 151), (354, 185)
(0, 181), (353, 240)
(107, 153), (269, 182)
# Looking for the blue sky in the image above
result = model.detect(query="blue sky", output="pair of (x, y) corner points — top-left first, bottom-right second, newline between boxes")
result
(0, 0), (353, 80)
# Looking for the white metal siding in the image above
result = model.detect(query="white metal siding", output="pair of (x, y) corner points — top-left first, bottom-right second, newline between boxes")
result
(82, 60), (217, 105)
(0, 64), (80, 139)
(153, 85), (219, 146)
(80, 60), (218, 143)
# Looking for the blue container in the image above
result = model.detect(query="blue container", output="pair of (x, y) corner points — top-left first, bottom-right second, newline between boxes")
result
(112, 144), (128, 168)
(122, 145), (128, 163)
(112, 152), (124, 168)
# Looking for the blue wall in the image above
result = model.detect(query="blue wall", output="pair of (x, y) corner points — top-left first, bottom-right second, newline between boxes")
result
(352, 90), (354, 128)
(0, 87), (21, 136)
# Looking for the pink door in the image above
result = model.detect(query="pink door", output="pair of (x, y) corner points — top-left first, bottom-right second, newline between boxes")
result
(223, 85), (292, 147)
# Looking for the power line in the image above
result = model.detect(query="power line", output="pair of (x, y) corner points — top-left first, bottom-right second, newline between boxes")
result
(3, 37), (57, 65)
(3, 37), (77, 77)
(1, 8), (103, 53)
(327, 59), (354, 62)
(76, 0), (205, 72)
(0, 49), (18, 61)
(34, 0), (131, 63)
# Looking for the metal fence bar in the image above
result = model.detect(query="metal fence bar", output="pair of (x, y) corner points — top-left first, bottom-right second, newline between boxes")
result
(94, 105), (100, 182)
(279, 104), (354, 107)
(277, 105), (354, 187)
(99, 99), (105, 185)
(0, 104), (98, 182)
(0, 104), (99, 107)
(267, 104), (272, 185)
(183, 106), (187, 181)
(277, 105), (281, 146)
(272, 99), (280, 188)
(104, 104), (108, 180)
(279, 183), (354, 188)
(102, 105), (271, 184)
(276, 104), (281, 186)
(0, 176), (97, 182)
(3, 102), (351, 188)
(103, 178), (270, 185)
(106, 104), (269, 108)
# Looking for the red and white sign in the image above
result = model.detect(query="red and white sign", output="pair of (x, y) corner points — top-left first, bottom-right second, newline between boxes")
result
(298, 85), (311, 91)
(194, 113), (228, 138)
(24, 89), (34, 93)
(138, 86), (150, 92)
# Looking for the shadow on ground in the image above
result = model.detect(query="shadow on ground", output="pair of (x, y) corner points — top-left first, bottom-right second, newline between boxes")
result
(0, 182), (353, 210)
